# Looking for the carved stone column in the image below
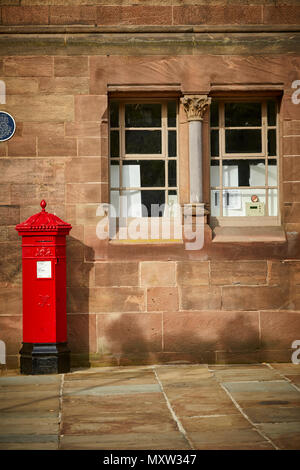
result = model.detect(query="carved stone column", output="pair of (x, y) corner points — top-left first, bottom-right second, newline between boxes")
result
(181, 95), (212, 246)
(181, 95), (211, 204)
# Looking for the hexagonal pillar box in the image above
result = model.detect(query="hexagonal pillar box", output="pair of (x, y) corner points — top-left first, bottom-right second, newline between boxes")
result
(16, 200), (72, 374)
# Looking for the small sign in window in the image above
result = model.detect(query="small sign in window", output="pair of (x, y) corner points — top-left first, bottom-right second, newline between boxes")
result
(37, 261), (52, 279)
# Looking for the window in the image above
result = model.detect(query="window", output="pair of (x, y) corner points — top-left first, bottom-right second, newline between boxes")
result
(109, 100), (178, 219)
(210, 99), (279, 224)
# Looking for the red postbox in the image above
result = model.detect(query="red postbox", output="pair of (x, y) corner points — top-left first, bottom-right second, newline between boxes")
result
(16, 200), (72, 374)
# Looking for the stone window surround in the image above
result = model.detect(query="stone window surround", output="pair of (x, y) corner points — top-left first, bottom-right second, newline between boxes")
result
(107, 84), (285, 244)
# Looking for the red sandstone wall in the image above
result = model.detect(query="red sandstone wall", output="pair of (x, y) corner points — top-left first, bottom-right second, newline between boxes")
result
(0, 1), (300, 27)
(0, 1), (300, 368)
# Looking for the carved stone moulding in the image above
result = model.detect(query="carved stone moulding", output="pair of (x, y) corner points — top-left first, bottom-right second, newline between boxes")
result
(181, 94), (211, 121)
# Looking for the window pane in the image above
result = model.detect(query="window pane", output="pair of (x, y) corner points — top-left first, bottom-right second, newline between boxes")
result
(223, 189), (266, 217)
(168, 130), (177, 157)
(268, 129), (277, 156)
(110, 161), (119, 188)
(210, 190), (220, 216)
(267, 101), (277, 126)
(125, 130), (161, 154)
(125, 104), (161, 128)
(268, 189), (278, 216)
(110, 190), (120, 217)
(225, 102), (261, 127)
(122, 160), (165, 188)
(210, 101), (219, 127)
(223, 159), (265, 187)
(268, 159), (278, 186)
(141, 190), (165, 217)
(225, 129), (262, 153)
(167, 101), (176, 127)
(110, 130), (119, 157)
(110, 102), (119, 128)
(168, 160), (177, 187)
(210, 130), (219, 156)
(210, 160), (219, 187)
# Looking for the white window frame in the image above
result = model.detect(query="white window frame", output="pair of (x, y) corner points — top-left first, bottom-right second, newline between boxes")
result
(210, 97), (280, 227)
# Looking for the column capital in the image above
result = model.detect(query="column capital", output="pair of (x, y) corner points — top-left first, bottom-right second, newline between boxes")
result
(181, 94), (211, 121)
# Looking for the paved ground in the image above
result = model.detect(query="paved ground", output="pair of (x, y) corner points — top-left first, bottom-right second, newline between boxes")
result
(0, 363), (300, 450)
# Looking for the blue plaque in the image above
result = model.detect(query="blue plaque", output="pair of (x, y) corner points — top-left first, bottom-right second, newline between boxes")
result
(0, 111), (16, 141)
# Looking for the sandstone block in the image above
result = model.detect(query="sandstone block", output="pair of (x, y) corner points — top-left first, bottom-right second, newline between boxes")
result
(163, 310), (260, 353)
(78, 138), (101, 157)
(180, 286), (222, 310)
(83, 225), (108, 261)
(65, 121), (101, 138)
(100, 136), (108, 158)
(67, 287), (89, 314)
(283, 182), (300, 203)
(54, 56), (89, 77)
(0, 142), (7, 157)
(89, 287), (145, 313)
(75, 95), (107, 122)
(96, 5), (172, 25)
(173, 5), (262, 25)
(284, 202), (300, 223)
(283, 136), (300, 156)
(283, 156), (300, 182)
(96, 312), (162, 355)
(74, 204), (104, 225)
(66, 183), (101, 204)
(283, 120), (300, 136)
(65, 158), (101, 183)
(0, 315), (22, 354)
(269, 260), (300, 286)
(94, 262), (139, 287)
(222, 286), (289, 311)
(39, 77), (89, 94)
(3, 95), (74, 122)
(260, 311), (300, 350)
(0, 287), (22, 315)
(147, 287), (179, 312)
(211, 261), (267, 286)
(67, 313), (97, 354)
(263, 6), (300, 24)
(38, 137), (76, 157)
(0, 205), (19, 226)
(140, 261), (176, 287)
(177, 261), (209, 286)
(22, 122), (65, 138)
(101, 157), (108, 183)
(2, 77), (39, 95)
(11, 183), (64, 206)
(67, 261), (95, 288)
(50, 6), (96, 25)
(4, 57), (53, 77)
(0, 184), (11, 205)
(2, 6), (49, 25)
(7, 136), (36, 157)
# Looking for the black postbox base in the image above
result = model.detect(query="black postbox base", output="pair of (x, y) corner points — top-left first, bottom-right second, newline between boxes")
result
(20, 342), (70, 375)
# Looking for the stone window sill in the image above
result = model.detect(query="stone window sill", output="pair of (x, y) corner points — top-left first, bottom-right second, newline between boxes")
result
(212, 226), (286, 243)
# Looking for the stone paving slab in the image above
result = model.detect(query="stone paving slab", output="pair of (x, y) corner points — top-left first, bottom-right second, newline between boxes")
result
(0, 364), (300, 450)
(60, 432), (190, 450)
(256, 422), (300, 450)
(65, 383), (161, 396)
(209, 365), (283, 382)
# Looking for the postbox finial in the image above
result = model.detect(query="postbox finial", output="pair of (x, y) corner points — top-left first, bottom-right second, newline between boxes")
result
(40, 200), (47, 212)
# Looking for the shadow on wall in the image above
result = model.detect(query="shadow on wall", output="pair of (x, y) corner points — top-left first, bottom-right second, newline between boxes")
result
(66, 236), (95, 370)
(99, 312), (261, 366)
